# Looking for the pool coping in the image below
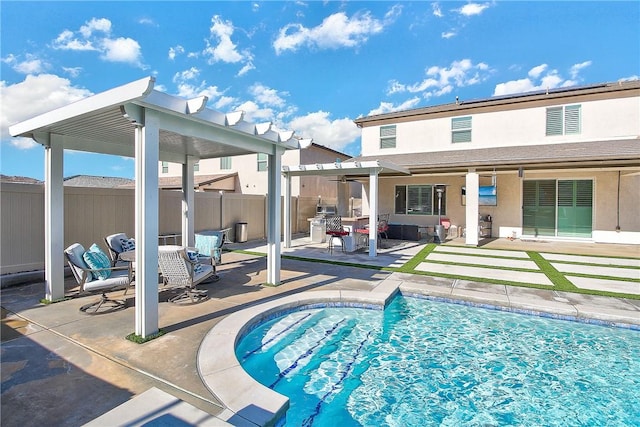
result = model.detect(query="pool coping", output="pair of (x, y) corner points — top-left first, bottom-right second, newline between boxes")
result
(197, 276), (640, 427)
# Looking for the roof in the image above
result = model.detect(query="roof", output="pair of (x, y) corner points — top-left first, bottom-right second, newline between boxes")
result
(9, 76), (312, 164)
(157, 173), (238, 190)
(355, 80), (640, 127)
(63, 175), (135, 188)
(350, 138), (640, 174)
(0, 175), (43, 185)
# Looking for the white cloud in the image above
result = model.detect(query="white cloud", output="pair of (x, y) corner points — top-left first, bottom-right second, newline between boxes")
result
(79, 18), (111, 38)
(172, 68), (226, 100)
(168, 45), (185, 61)
(1, 74), (92, 149)
(52, 29), (96, 51)
(205, 15), (244, 64)
(100, 37), (143, 65)
(63, 66), (82, 78)
(286, 111), (361, 152)
(494, 62), (592, 96)
(51, 18), (144, 68)
(368, 97), (421, 116)
(388, 59), (491, 98)
(432, 2), (444, 18)
(249, 83), (288, 108)
(273, 8), (396, 54)
(2, 53), (49, 74)
(570, 60), (592, 79)
(441, 31), (456, 39)
(457, 2), (491, 16)
(528, 64), (548, 79)
(237, 62), (255, 76)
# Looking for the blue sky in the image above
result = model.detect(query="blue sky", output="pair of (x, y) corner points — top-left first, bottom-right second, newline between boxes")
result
(1, 1), (638, 181)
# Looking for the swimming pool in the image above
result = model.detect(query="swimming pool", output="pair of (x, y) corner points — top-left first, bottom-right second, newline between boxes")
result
(236, 296), (640, 426)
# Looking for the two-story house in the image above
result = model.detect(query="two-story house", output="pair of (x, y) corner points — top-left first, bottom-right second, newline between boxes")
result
(352, 80), (640, 245)
(159, 142), (359, 198)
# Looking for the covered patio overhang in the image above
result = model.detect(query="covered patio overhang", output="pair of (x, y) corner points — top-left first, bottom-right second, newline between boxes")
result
(9, 76), (311, 338)
(281, 160), (410, 256)
(351, 138), (640, 246)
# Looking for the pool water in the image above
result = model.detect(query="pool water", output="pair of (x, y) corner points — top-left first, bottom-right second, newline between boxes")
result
(236, 297), (640, 426)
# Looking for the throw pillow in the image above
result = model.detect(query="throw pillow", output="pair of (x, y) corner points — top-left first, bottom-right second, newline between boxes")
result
(187, 250), (204, 274)
(119, 237), (135, 252)
(83, 244), (112, 280)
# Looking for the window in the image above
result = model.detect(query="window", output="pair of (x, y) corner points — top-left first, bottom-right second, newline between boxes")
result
(395, 185), (446, 215)
(257, 153), (268, 171)
(220, 157), (232, 170)
(194, 162), (199, 172)
(380, 125), (396, 149)
(546, 105), (581, 136)
(451, 116), (472, 143)
(161, 161), (168, 174)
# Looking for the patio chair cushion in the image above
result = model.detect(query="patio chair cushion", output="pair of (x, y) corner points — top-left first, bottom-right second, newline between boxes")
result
(83, 244), (112, 279)
(66, 243), (94, 282)
(119, 237), (136, 252)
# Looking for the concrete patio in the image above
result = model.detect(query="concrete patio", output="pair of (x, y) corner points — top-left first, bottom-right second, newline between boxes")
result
(1, 238), (639, 426)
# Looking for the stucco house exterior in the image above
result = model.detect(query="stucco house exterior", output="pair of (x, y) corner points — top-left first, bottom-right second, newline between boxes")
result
(352, 80), (640, 246)
(159, 142), (360, 199)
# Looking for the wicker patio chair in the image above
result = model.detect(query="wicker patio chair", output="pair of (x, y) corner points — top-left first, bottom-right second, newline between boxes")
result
(157, 245), (214, 304)
(325, 215), (349, 254)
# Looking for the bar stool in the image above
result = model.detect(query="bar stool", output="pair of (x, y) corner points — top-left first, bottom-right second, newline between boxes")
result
(325, 216), (349, 254)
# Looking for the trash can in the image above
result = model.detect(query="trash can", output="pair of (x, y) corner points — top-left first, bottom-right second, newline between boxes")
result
(235, 222), (248, 243)
(434, 225), (446, 243)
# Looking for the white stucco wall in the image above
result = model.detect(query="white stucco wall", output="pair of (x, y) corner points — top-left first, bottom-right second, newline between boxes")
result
(361, 96), (639, 156)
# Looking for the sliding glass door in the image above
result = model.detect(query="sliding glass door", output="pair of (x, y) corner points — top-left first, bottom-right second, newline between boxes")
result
(522, 179), (593, 238)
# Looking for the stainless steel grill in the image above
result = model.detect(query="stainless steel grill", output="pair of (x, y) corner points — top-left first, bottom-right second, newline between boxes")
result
(316, 204), (337, 216)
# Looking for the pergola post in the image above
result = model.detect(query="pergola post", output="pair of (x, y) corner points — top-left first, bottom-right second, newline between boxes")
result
(283, 172), (292, 248)
(465, 169), (480, 246)
(266, 149), (284, 285)
(134, 111), (160, 338)
(182, 156), (196, 247)
(44, 134), (65, 301)
(368, 168), (379, 257)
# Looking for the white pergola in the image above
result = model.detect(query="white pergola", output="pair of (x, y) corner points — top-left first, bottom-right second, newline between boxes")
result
(281, 160), (410, 256)
(9, 76), (311, 338)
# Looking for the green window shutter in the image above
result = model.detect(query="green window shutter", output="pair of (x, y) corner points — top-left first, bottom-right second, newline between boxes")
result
(575, 180), (593, 207)
(546, 107), (563, 136)
(220, 157), (231, 170)
(452, 130), (471, 143)
(257, 153), (268, 171)
(380, 125), (396, 149)
(451, 116), (472, 143)
(407, 185), (432, 215)
(564, 105), (581, 134)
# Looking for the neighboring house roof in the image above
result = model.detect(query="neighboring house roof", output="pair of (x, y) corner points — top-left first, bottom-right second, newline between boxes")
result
(0, 174), (43, 184)
(355, 80), (640, 126)
(351, 138), (640, 174)
(63, 175), (135, 187)
(157, 173), (238, 190)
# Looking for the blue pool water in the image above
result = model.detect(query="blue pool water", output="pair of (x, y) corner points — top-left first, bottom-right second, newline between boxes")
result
(236, 297), (640, 426)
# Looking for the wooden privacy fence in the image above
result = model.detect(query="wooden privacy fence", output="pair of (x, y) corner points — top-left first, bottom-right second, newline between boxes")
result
(0, 183), (313, 275)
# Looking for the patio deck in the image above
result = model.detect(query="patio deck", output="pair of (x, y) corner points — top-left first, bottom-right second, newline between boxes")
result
(1, 238), (639, 426)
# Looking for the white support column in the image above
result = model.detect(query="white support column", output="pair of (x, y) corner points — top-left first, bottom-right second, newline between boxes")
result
(283, 172), (292, 248)
(465, 170), (480, 246)
(266, 150), (283, 285)
(181, 156), (196, 247)
(368, 168), (379, 257)
(134, 111), (160, 338)
(44, 134), (64, 301)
